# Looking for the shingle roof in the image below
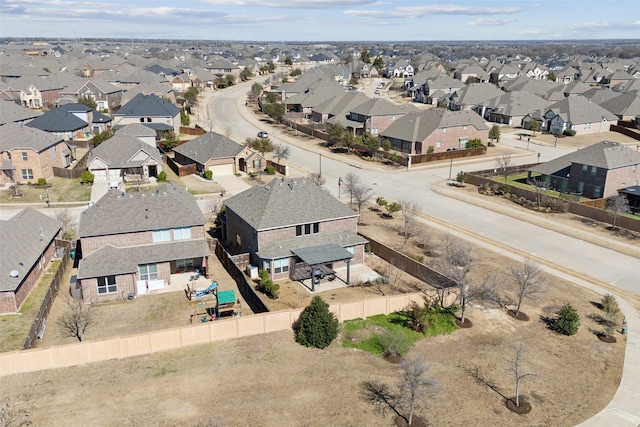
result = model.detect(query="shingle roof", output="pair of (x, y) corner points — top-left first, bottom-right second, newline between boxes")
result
(0, 101), (42, 125)
(114, 123), (157, 138)
(224, 177), (358, 231)
(257, 231), (367, 260)
(350, 98), (416, 117)
(78, 184), (205, 238)
(26, 104), (90, 132)
(380, 109), (489, 142)
(484, 91), (551, 117)
(546, 95), (618, 124)
(0, 209), (60, 292)
(87, 135), (162, 168)
(529, 141), (640, 175)
(173, 132), (244, 164)
(600, 92), (640, 118)
(77, 239), (210, 279)
(115, 93), (180, 118)
(450, 83), (504, 106)
(0, 122), (66, 152)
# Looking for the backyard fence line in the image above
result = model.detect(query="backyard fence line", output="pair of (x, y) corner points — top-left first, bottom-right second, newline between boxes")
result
(0, 293), (427, 377)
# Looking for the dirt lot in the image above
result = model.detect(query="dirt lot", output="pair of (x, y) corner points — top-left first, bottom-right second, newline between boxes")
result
(1, 204), (627, 426)
(504, 129), (639, 149)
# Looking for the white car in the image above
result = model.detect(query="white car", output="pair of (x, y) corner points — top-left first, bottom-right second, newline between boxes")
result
(377, 82), (385, 88)
(257, 131), (268, 138)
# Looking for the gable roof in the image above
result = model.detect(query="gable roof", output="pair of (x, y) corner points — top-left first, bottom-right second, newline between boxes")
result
(545, 95), (618, 124)
(350, 97), (416, 117)
(26, 104), (90, 132)
(0, 209), (60, 292)
(0, 122), (66, 153)
(224, 177), (358, 231)
(380, 109), (489, 142)
(114, 123), (157, 138)
(450, 83), (504, 106)
(115, 93), (180, 118)
(529, 141), (640, 175)
(87, 135), (162, 168)
(173, 132), (244, 164)
(600, 91), (640, 118)
(484, 91), (551, 117)
(0, 101), (42, 125)
(78, 184), (205, 238)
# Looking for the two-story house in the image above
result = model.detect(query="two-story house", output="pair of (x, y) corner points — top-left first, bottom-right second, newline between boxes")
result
(223, 178), (367, 288)
(528, 141), (640, 198)
(26, 103), (112, 141)
(0, 123), (74, 185)
(113, 93), (181, 138)
(542, 95), (618, 135)
(58, 78), (123, 113)
(76, 185), (210, 303)
(347, 98), (417, 136)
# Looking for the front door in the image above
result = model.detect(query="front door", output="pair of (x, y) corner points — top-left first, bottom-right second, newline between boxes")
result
(148, 165), (157, 178)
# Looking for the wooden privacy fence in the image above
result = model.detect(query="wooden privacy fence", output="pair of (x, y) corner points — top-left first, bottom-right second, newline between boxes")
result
(23, 247), (72, 350)
(409, 146), (487, 166)
(165, 155), (197, 177)
(611, 124), (640, 141)
(0, 293), (426, 377)
(180, 125), (207, 136)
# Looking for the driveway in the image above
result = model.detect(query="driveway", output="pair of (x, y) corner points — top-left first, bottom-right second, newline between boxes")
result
(89, 181), (109, 204)
(215, 173), (251, 196)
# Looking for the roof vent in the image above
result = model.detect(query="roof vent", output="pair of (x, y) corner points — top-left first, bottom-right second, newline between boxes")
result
(9, 270), (19, 278)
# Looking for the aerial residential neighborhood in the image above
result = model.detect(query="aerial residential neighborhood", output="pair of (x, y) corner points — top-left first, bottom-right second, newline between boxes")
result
(0, 32), (639, 426)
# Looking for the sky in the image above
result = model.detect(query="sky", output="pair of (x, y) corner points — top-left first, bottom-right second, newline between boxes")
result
(1, 0), (639, 42)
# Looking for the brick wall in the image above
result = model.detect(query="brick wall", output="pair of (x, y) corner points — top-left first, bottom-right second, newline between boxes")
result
(82, 226), (204, 256)
(257, 216), (359, 248)
(422, 126), (489, 154)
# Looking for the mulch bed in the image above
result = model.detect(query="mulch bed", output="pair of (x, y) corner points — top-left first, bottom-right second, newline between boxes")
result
(395, 415), (428, 427)
(456, 318), (473, 328)
(507, 310), (530, 321)
(597, 334), (617, 343)
(384, 353), (403, 364)
(506, 398), (532, 415)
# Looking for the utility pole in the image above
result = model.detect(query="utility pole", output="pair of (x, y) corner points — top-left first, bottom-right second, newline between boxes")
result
(319, 153), (322, 177)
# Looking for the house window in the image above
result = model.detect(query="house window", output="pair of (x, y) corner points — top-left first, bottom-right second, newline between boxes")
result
(581, 164), (588, 175)
(345, 246), (355, 254)
(263, 259), (271, 272)
(462, 125), (467, 130)
(21, 152), (28, 161)
(50, 146), (56, 160)
(97, 275), (117, 294)
(305, 224), (311, 234)
(436, 142), (441, 148)
(633, 165), (637, 173)
(139, 264), (158, 281)
(590, 166), (597, 178)
(296, 225), (303, 236)
(176, 259), (193, 270)
(313, 223), (319, 233)
(21, 169), (34, 180)
(594, 186), (601, 198)
(441, 128), (447, 132)
(253, 159), (261, 169)
(173, 227), (192, 240)
(152, 229), (171, 242)
(273, 258), (289, 274)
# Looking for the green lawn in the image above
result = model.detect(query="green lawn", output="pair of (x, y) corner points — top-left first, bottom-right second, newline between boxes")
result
(0, 260), (62, 353)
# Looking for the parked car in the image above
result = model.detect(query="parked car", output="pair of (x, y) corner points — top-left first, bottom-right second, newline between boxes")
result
(374, 90), (380, 95)
(257, 131), (268, 138)
(377, 82), (385, 88)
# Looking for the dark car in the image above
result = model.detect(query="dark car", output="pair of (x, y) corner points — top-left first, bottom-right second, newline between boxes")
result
(257, 131), (268, 138)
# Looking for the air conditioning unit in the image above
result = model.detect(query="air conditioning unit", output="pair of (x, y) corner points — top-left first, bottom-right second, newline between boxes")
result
(246, 265), (258, 279)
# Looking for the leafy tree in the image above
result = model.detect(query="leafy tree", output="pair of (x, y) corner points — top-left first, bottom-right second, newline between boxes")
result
(256, 269), (279, 299)
(58, 297), (94, 342)
(161, 131), (180, 150)
(509, 258), (545, 317)
(375, 196), (387, 210)
(284, 56), (293, 66)
(80, 170), (94, 184)
(327, 123), (345, 146)
(464, 138), (483, 148)
(358, 133), (380, 155)
(203, 170), (213, 180)
(239, 68), (252, 81)
(249, 82), (263, 99)
(606, 195), (631, 229)
(456, 171), (466, 183)
(529, 120), (541, 135)
(360, 49), (371, 64)
(246, 137), (274, 156)
(601, 294), (620, 317)
(262, 103), (286, 122)
(272, 144), (290, 164)
(78, 94), (97, 109)
(92, 129), (114, 147)
(290, 68), (302, 77)
(372, 56), (385, 72)
(553, 304), (580, 335)
(180, 109), (190, 126)
(293, 296), (339, 349)
(225, 74), (235, 87)
(386, 202), (401, 217)
(265, 92), (277, 104)
(382, 139), (392, 151)
(489, 124), (501, 143)
(342, 131), (356, 152)
(184, 86), (198, 103)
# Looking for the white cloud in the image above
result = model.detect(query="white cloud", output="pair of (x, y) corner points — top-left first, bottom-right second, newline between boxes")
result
(201, 0), (377, 8)
(468, 17), (516, 27)
(345, 4), (524, 19)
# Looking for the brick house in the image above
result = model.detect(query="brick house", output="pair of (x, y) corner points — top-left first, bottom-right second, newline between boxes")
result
(380, 109), (489, 154)
(347, 98), (416, 136)
(223, 177), (367, 286)
(26, 103), (112, 142)
(76, 185), (210, 303)
(113, 93), (181, 137)
(528, 141), (640, 198)
(86, 135), (163, 182)
(0, 123), (74, 185)
(541, 96), (618, 135)
(58, 79), (123, 113)
(0, 209), (61, 313)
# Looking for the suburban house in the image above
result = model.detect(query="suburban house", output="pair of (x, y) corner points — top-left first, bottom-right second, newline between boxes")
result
(309, 91), (370, 125)
(114, 123), (157, 148)
(540, 96), (618, 135)
(483, 91), (551, 127)
(283, 84), (345, 115)
(0, 101), (42, 126)
(86, 135), (163, 182)
(489, 64), (522, 87)
(0, 209), (61, 313)
(380, 109), (490, 154)
(527, 141), (640, 199)
(58, 78), (123, 113)
(173, 131), (264, 176)
(413, 74), (465, 106)
(76, 185), (210, 303)
(0, 123), (74, 185)
(453, 64), (490, 83)
(113, 93), (181, 137)
(600, 92), (640, 121)
(26, 103), (112, 141)
(448, 83), (505, 117)
(223, 177), (367, 285)
(347, 98), (417, 136)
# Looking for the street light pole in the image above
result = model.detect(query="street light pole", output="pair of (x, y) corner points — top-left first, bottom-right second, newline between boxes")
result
(448, 152), (453, 180)
(319, 153), (322, 177)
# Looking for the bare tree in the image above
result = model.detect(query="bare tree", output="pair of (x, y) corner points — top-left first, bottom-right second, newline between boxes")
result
(222, 124), (233, 139)
(362, 358), (436, 426)
(399, 199), (420, 251)
(508, 344), (536, 407)
(272, 144), (291, 164)
(58, 297), (94, 342)
(306, 172), (326, 186)
(0, 400), (31, 427)
(352, 183), (373, 215)
(606, 194), (631, 229)
(495, 154), (512, 183)
(343, 172), (361, 208)
(206, 199), (222, 222)
(528, 177), (549, 208)
(54, 208), (75, 240)
(509, 258), (545, 317)
(439, 235), (473, 322)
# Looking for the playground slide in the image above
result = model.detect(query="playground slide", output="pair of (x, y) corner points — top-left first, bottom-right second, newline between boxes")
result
(193, 281), (218, 299)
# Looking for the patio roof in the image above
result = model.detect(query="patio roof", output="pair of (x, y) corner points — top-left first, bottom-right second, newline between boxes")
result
(291, 243), (353, 266)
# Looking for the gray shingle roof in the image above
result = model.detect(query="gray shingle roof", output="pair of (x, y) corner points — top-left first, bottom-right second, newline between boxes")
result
(224, 177), (358, 231)
(0, 122), (66, 153)
(450, 83), (504, 106)
(115, 93), (180, 118)
(173, 132), (244, 164)
(600, 92), (640, 118)
(529, 141), (640, 175)
(78, 184), (205, 238)
(26, 104), (90, 132)
(114, 123), (157, 138)
(257, 231), (367, 260)
(350, 98), (416, 117)
(87, 135), (162, 168)
(0, 209), (61, 292)
(380, 109), (489, 142)
(0, 101), (42, 125)
(484, 91), (551, 117)
(77, 240), (210, 279)
(546, 95), (618, 124)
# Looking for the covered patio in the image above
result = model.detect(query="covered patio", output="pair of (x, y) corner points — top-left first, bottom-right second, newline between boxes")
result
(290, 243), (354, 292)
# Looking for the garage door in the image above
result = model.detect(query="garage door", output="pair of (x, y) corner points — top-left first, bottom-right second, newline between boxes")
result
(92, 170), (107, 181)
(209, 164), (234, 176)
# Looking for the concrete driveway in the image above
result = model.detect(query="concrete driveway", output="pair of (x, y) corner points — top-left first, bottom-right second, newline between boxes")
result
(215, 173), (251, 196)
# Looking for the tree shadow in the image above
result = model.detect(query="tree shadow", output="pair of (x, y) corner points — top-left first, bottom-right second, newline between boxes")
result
(589, 301), (604, 310)
(539, 315), (555, 330)
(587, 313), (606, 325)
